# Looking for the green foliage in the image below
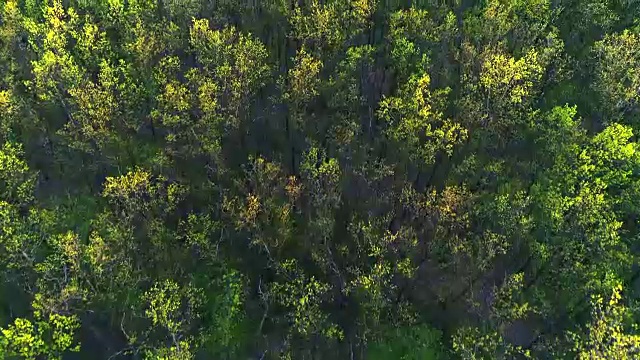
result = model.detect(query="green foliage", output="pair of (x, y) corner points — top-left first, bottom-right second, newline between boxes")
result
(285, 47), (323, 108)
(270, 261), (337, 339)
(368, 324), (446, 360)
(1, 0), (640, 359)
(288, 0), (374, 51)
(143, 279), (202, 335)
(480, 49), (544, 105)
(452, 325), (531, 360)
(464, 0), (551, 48)
(0, 141), (35, 204)
(592, 29), (640, 125)
(102, 168), (185, 220)
(378, 72), (467, 166)
(566, 284), (640, 359)
(189, 18), (270, 120)
(492, 272), (533, 322)
(0, 312), (80, 360)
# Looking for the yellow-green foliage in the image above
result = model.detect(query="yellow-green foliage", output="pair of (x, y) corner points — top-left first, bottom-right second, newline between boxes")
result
(285, 47), (323, 108)
(378, 72), (467, 166)
(480, 49), (544, 105)
(1, 0), (640, 359)
(568, 285), (640, 359)
(289, 0), (374, 50)
(0, 141), (35, 204)
(143, 279), (203, 335)
(190, 18), (270, 112)
(270, 261), (338, 339)
(592, 29), (640, 121)
(492, 272), (532, 322)
(1, 312), (80, 360)
(452, 326), (531, 360)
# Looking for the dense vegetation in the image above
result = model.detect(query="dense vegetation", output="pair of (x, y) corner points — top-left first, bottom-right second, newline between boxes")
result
(1, 0), (640, 358)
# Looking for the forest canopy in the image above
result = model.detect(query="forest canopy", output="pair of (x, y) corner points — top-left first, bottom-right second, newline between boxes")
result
(1, 0), (640, 359)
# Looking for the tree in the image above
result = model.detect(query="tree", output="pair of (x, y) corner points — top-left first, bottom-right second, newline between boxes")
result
(368, 324), (446, 360)
(3, 0), (640, 358)
(566, 284), (640, 360)
(0, 311), (80, 360)
(592, 29), (640, 127)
